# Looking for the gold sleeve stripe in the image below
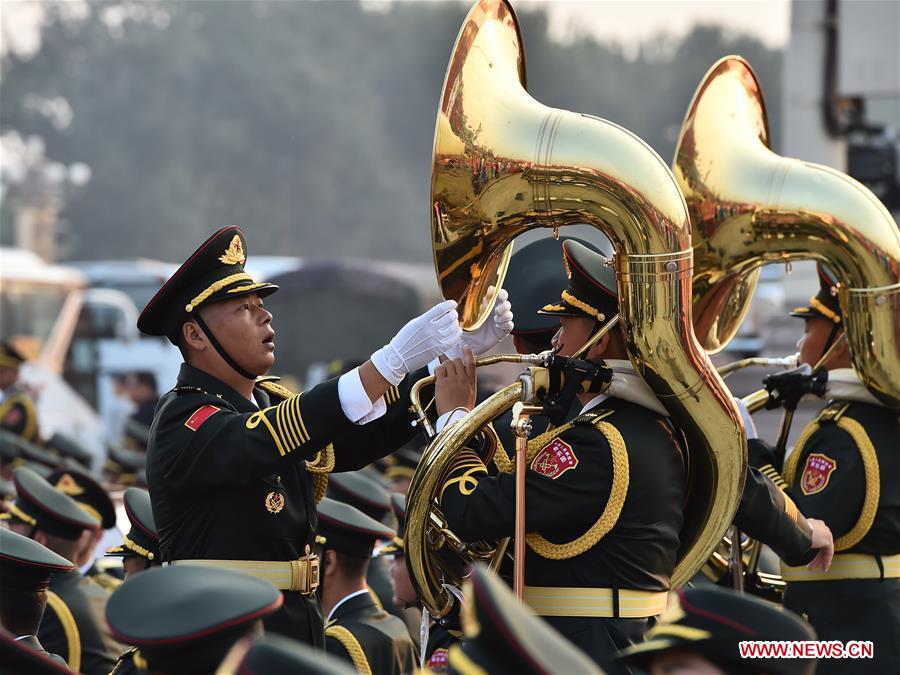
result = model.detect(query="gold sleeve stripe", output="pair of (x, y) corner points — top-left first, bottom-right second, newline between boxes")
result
(46, 591), (81, 673)
(293, 396), (310, 443)
(275, 398), (299, 449)
(783, 493), (800, 524)
(246, 407), (288, 457)
(246, 395), (315, 457)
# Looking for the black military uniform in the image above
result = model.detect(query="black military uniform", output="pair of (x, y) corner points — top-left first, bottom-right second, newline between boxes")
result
(139, 227), (422, 646)
(2, 467), (115, 675)
(750, 265), (900, 674)
(317, 497), (416, 674)
(447, 564), (603, 675)
(106, 565), (282, 675)
(616, 585), (816, 675)
(440, 241), (686, 673)
(377, 493), (456, 673)
(0, 528), (73, 668)
(0, 342), (39, 444)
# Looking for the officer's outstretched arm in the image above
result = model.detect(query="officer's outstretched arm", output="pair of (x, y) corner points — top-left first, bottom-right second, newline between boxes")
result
(153, 378), (360, 491)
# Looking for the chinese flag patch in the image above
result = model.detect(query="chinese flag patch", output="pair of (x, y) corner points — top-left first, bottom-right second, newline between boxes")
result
(800, 453), (838, 495)
(530, 438), (579, 479)
(184, 405), (220, 431)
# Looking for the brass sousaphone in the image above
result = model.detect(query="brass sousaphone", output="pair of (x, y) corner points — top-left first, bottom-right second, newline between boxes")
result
(677, 56), (900, 407)
(406, 0), (747, 618)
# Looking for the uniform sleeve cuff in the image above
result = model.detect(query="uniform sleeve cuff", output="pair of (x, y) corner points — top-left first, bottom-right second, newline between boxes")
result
(435, 407), (470, 434)
(338, 368), (386, 424)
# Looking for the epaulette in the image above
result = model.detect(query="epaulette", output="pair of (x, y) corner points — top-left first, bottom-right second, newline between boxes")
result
(255, 375), (281, 384)
(172, 385), (206, 396)
(256, 379), (296, 400)
(818, 402), (850, 424)
(572, 409), (614, 426)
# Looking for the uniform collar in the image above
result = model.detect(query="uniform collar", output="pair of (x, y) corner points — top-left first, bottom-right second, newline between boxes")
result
(580, 359), (668, 417)
(327, 588), (373, 622)
(825, 369), (883, 407)
(176, 364), (259, 413)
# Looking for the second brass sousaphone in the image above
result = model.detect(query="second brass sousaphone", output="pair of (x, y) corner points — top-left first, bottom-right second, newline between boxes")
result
(406, 0), (747, 618)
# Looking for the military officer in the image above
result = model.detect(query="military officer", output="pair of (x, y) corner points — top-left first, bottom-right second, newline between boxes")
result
(46, 467), (117, 579)
(749, 264), (900, 674)
(434, 241), (832, 672)
(379, 493), (456, 673)
(106, 565), (282, 675)
(1, 467), (115, 675)
(446, 564), (603, 675)
(106, 487), (160, 579)
(327, 471), (410, 629)
(615, 585), (816, 675)
(317, 497), (416, 674)
(0, 342), (39, 444)
(0, 528), (73, 667)
(138, 226), (512, 647)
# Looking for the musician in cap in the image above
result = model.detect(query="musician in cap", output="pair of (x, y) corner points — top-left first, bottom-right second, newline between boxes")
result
(615, 585), (816, 675)
(379, 493), (455, 673)
(106, 565), (282, 675)
(0, 528), (73, 667)
(138, 226), (515, 644)
(749, 263), (900, 674)
(218, 633), (355, 675)
(1, 467), (115, 675)
(327, 471), (408, 628)
(316, 497), (416, 674)
(433, 240), (832, 672)
(447, 564), (603, 675)
(0, 342), (39, 444)
(103, 444), (146, 487)
(46, 467), (118, 584)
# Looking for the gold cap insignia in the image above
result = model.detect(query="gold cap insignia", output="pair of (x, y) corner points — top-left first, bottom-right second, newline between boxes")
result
(55, 473), (84, 496)
(219, 235), (246, 266)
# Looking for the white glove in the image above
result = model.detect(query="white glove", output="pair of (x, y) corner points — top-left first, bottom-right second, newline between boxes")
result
(447, 287), (514, 359)
(733, 396), (758, 440)
(371, 300), (461, 385)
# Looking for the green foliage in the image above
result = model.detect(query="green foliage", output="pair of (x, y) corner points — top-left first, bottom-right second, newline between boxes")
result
(0, 0), (781, 263)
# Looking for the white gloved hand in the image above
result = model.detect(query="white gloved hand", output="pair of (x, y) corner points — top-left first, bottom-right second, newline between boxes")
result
(371, 300), (461, 385)
(733, 396), (758, 440)
(447, 287), (514, 359)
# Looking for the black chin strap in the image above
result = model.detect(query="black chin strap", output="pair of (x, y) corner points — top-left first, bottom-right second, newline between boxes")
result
(820, 322), (842, 368)
(193, 313), (259, 380)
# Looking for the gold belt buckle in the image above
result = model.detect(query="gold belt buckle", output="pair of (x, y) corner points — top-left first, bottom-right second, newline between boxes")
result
(306, 553), (320, 595)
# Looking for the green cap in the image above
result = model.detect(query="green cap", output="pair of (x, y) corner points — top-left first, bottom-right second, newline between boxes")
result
(316, 497), (395, 558)
(107, 566), (283, 673)
(0, 527), (74, 591)
(106, 488), (159, 563)
(218, 634), (355, 675)
(48, 467), (116, 530)
(616, 586), (816, 675)
(538, 240), (618, 327)
(0, 342), (26, 369)
(327, 471), (392, 522)
(4, 466), (99, 540)
(375, 494), (406, 557)
(138, 226), (278, 341)
(450, 564), (603, 674)
(45, 433), (93, 470)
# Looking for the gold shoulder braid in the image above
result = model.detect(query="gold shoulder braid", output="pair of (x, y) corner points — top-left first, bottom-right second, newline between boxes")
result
(46, 591), (81, 673)
(257, 379), (335, 502)
(526, 418), (629, 559)
(325, 623), (372, 675)
(784, 407), (881, 551)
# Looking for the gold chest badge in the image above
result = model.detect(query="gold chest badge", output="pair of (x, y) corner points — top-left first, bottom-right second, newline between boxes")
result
(265, 491), (285, 514)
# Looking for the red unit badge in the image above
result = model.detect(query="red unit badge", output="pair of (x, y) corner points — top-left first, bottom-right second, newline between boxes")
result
(184, 405), (220, 431)
(531, 438), (579, 479)
(800, 453), (838, 496)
